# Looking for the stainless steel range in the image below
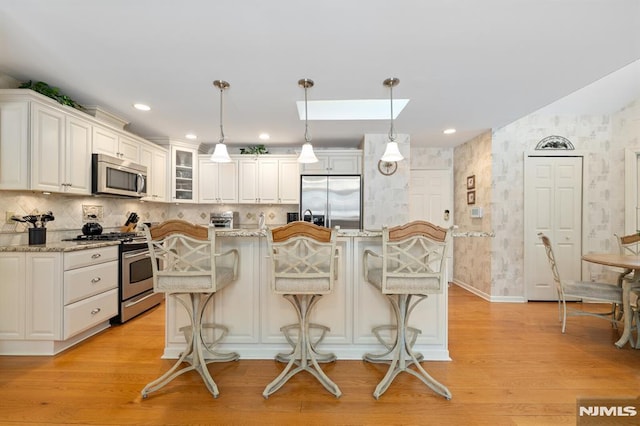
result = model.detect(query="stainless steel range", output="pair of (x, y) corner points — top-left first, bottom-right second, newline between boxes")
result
(63, 232), (163, 323)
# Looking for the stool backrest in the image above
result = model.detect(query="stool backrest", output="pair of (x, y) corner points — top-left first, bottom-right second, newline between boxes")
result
(381, 220), (451, 294)
(141, 220), (220, 293)
(266, 222), (338, 295)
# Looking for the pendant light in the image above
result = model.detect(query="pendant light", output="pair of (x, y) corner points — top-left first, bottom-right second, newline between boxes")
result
(210, 80), (232, 163)
(380, 77), (404, 162)
(297, 78), (319, 164)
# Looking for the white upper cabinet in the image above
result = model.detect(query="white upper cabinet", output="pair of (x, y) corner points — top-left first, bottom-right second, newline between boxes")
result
(146, 139), (200, 203)
(198, 156), (238, 204)
(0, 100), (29, 189)
(238, 156), (296, 204)
(277, 157), (300, 203)
(139, 142), (168, 202)
(300, 150), (362, 175)
(30, 102), (92, 194)
(92, 126), (140, 162)
(171, 145), (198, 203)
(63, 115), (92, 194)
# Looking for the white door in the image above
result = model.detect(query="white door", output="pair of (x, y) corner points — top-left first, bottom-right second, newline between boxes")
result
(409, 169), (454, 278)
(524, 156), (583, 301)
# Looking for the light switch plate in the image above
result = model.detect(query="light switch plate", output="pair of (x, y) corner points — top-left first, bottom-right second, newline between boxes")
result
(82, 205), (104, 222)
(470, 207), (483, 218)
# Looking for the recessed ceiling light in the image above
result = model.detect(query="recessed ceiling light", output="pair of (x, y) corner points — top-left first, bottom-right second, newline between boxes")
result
(185, 133), (197, 140)
(259, 133), (270, 140)
(296, 99), (409, 120)
(133, 103), (151, 111)
(443, 128), (457, 135)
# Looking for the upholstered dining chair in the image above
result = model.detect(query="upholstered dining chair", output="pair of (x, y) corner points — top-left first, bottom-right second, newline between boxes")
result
(140, 220), (239, 399)
(363, 220), (452, 400)
(538, 233), (623, 334)
(615, 232), (640, 344)
(262, 221), (341, 398)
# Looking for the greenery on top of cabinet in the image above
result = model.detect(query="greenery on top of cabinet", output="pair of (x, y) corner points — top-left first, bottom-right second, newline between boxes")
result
(239, 144), (269, 155)
(19, 81), (83, 110)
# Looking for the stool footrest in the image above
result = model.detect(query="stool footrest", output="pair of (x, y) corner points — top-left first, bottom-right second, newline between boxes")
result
(263, 294), (341, 398)
(142, 293), (238, 399)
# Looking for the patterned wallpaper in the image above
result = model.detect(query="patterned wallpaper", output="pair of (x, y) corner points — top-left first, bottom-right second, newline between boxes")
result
(410, 147), (453, 170)
(453, 131), (493, 297)
(456, 97), (639, 300)
(362, 134), (411, 229)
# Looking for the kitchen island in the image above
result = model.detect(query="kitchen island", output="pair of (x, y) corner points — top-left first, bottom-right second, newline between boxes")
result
(163, 228), (452, 361)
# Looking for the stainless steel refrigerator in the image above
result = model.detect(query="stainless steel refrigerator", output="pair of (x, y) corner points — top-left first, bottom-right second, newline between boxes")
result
(300, 175), (362, 229)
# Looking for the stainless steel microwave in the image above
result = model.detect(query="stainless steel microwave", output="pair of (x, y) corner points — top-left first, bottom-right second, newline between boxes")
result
(92, 153), (147, 198)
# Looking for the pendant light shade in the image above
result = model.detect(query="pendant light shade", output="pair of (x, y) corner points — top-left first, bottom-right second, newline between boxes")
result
(381, 77), (404, 163)
(297, 78), (319, 164)
(298, 142), (318, 163)
(211, 80), (232, 163)
(381, 141), (404, 162)
(210, 142), (231, 162)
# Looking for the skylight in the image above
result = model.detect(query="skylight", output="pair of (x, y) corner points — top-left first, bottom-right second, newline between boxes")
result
(296, 99), (409, 120)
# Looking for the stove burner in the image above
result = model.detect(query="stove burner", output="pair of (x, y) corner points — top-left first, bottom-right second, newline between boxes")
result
(63, 232), (139, 242)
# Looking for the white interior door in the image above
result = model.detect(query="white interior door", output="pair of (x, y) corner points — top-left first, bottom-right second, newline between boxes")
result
(524, 156), (583, 301)
(409, 169), (453, 278)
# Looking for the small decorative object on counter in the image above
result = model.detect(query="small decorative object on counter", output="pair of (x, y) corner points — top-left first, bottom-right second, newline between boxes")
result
(28, 228), (46, 245)
(258, 212), (266, 230)
(121, 212), (139, 233)
(10, 211), (55, 245)
(82, 214), (103, 236)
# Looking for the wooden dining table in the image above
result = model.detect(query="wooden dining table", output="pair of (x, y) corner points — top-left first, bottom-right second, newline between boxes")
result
(582, 253), (640, 349)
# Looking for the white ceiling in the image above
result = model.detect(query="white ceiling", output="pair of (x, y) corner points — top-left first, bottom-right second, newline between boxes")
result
(0, 0), (638, 151)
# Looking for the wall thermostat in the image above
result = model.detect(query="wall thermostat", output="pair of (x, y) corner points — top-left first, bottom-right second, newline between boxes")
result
(470, 207), (483, 218)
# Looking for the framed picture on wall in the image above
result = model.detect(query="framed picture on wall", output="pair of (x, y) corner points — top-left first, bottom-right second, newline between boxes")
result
(467, 175), (476, 190)
(467, 190), (476, 205)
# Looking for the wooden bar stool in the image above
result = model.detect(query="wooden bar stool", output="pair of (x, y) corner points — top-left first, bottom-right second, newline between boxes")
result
(263, 221), (341, 398)
(363, 220), (452, 400)
(140, 220), (239, 399)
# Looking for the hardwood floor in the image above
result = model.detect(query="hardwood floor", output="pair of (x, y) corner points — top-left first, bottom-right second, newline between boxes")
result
(0, 285), (638, 425)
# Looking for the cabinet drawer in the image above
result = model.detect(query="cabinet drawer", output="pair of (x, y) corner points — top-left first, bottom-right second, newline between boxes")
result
(63, 288), (117, 339)
(64, 246), (118, 270)
(64, 260), (118, 305)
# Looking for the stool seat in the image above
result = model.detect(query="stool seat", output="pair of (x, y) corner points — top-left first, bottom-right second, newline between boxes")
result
(139, 220), (239, 399)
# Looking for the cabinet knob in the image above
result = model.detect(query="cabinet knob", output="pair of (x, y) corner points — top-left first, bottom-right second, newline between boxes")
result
(91, 277), (101, 284)
(91, 253), (101, 259)
(90, 308), (101, 315)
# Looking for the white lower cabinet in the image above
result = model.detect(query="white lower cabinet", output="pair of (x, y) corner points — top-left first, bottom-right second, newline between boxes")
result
(63, 288), (118, 339)
(163, 235), (449, 361)
(0, 246), (118, 355)
(0, 252), (26, 339)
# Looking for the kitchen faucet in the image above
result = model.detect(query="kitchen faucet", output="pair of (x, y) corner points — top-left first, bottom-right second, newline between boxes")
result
(302, 209), (314, 223)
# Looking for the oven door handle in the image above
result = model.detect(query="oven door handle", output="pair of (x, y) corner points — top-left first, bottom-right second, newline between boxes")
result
(124, 292), (159, 308)
(123, 249), (151, 260)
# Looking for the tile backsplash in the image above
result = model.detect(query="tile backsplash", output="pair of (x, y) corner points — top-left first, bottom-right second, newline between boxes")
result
(0, 190), (297, 246)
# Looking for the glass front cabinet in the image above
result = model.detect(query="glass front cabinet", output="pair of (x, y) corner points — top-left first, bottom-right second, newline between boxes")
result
(171, 145), (198, 202)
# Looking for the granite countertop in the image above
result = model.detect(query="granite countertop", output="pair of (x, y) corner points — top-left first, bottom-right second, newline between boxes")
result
(0, 229), (495, 251)
(0, 240), (121, 252)
(216, 228), (495, 238)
